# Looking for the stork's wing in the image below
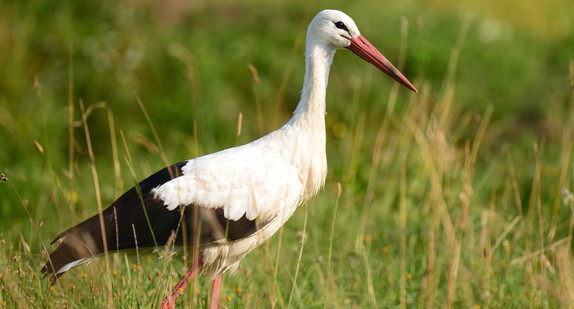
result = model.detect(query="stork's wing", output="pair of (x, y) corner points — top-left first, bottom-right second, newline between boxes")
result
(41, 161), (258, 283)
(152, 144), (305, 222)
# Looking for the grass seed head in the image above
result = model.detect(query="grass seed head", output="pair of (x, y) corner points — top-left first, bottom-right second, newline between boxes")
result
(33, 141), (44, 154)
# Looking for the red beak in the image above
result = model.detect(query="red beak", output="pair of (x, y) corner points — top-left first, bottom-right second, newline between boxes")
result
(346, 35), (418, 93)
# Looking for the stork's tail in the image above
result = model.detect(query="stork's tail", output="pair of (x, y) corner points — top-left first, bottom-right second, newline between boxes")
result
(41, 212), (112, 284)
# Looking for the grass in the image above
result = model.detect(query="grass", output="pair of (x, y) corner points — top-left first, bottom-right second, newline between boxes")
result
(1, 0), (574, 308)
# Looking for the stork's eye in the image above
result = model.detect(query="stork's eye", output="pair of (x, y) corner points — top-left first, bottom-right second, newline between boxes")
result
(334, 21), (349, 32)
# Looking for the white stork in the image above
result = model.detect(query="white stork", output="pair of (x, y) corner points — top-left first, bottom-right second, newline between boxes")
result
(42, 9), (417, 309)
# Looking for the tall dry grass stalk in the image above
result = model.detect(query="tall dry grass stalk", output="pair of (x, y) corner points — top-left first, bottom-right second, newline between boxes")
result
(248, 64), (264, 136)
(106, 109), (123, 199)
(324, 182), (342, 308)
(135, 96), (171, 169)
(399, 154), (407, 309)
(67, 44), (75, 220)
(287, 205), (308, 309)
(78, 100), (113, 308)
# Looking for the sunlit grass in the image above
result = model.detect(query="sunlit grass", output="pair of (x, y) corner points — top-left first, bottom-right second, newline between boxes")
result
(1, 0), (574, 308)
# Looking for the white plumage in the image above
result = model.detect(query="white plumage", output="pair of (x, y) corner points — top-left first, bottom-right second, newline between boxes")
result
(152, 113), (329, 278)
(152, 126), (320, 222)
(43, 9), (417, 309)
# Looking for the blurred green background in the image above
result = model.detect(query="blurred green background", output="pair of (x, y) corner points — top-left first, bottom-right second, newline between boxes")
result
(1, 0), (574, 307)
(1, 0), (572, 226)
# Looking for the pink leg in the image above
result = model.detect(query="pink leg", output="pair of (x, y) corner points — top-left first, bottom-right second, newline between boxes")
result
(161, 257), (203, 309)
(209, 274), (222, 309)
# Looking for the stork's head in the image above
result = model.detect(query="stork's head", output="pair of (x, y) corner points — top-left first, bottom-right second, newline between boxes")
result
(308, 10), (361, 48)
(309, 10), (418, 93)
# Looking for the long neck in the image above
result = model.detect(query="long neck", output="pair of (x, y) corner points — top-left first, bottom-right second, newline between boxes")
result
(280, 39), (333, 201)
(292, 41), (335, 122)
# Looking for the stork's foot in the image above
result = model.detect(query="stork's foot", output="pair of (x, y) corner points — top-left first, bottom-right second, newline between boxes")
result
(161, 297), (175, 309)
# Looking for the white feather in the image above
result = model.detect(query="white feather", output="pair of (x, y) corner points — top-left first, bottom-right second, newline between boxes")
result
(57, 258), (89, 275)
(152, 122), (326, 222)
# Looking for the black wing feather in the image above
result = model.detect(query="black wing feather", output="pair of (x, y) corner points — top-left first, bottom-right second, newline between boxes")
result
(42, 161), (258, 283)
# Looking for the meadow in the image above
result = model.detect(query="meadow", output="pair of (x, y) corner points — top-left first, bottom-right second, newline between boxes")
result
(1, 0), (574, 307)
